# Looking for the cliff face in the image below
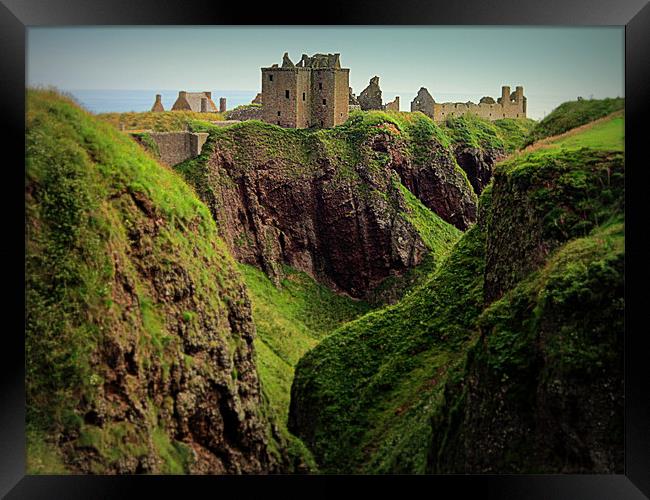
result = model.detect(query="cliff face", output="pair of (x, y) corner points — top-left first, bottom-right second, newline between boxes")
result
(176, 112), (476, 299)
(289, 143), (624, 474)
(429, 148), (625, 474)
(26, 91), (281, 474)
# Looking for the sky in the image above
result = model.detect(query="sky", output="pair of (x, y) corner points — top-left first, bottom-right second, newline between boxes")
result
(27, 26), (624, 119)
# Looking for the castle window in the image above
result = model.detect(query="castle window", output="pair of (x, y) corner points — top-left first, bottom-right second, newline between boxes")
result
(277, 120), (280, 125)
(277, 111), (281, 116)
(320, 120), (324, 127)
(269, 74), (273, 81)
(319, 82), (323, 90)
(323, 99), (327, 105)
(302, 92), (306, 101)
(285, 90), (290, 99)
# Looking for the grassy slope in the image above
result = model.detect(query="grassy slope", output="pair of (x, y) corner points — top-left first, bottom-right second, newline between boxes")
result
(26, 90), (265, 473)
(528, 114), (624, 153)
(442, 113), (536, 153)
(290, 107), (624, 474)
(241, 264), (371, 469)
(289, 220), (486, 474)
(172, 109), (481, 471)
(525, 97), (624, 145)
(98, 110), (224, 131)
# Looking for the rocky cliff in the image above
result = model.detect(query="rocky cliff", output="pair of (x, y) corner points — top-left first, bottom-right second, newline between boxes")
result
(429, 147), (624, 473)
(175, 111), (477, 299)
(26, 90), (283, 474)
(289, 120), (624, 474)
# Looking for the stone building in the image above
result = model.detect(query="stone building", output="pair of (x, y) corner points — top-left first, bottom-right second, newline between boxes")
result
(171, 91), (218, 113)
(384, 96), (400, 112)
(151, 94), (165, 112)
(411, 85), (527, 121)
(358, 76), (383, 111)
(261, 52), (350, 128)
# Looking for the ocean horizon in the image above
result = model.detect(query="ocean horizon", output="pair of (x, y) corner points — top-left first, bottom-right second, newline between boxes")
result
(57, 88), (596, 119)
(62, 89), (260, 114)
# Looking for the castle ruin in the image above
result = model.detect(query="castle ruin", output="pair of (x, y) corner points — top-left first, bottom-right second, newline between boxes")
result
(261, 52), (350, 128)
(411, 85), (527, 122)
(172, 91), (218, 112)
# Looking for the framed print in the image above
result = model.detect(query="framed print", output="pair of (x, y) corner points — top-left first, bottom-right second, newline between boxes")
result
(2, 0), (650, 497)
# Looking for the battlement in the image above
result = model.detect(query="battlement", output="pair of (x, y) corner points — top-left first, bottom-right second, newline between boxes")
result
(261, 52), (350, 128)
(411, 85), (527, 122)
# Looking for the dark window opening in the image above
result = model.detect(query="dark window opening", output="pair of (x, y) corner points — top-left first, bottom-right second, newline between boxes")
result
(318, 82), (323, 90)
(322, 99), (327, 105)
(277, 120), (280, 125)
(302, 92), (306, 101)
(320, 120), (324, 127)
(285, 90), (290, 99)
(277, 111), (281, 116)
(269, 74), (273, 81)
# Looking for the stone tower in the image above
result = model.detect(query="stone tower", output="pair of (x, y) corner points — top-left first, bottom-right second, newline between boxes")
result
(261, 52), (350, 128)
(151, 94), (165, 112)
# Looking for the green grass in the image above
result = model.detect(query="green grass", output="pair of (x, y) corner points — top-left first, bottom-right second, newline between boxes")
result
(98, 110), (224, 132)
(25, 88), (276, 473)
(289, 222), (486, 473)
(291, 134), (624, 473)
(241, 263), (372, 471)
(538, 115), (624, 152)
(525, 97), (624, 145)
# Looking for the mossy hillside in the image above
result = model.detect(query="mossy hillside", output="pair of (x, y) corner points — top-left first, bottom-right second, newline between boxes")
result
(224, 103), (262, 119)
(361, 182), (462, 304)
(529, 114), (624, 153)
(442, 113), (536, 153)
(431, 220), (624, 473)
(241, 264), (371, 471)
(289, 221), (487, 474)
(175, 110), (471, 300)
(485, 147), (624, 302)
(26, 89), (274, 473)
(525, 97), (624, 145)
(98, 110), (224, 132)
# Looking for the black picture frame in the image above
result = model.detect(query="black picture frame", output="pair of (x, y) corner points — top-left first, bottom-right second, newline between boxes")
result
(2, 1), (649, 497)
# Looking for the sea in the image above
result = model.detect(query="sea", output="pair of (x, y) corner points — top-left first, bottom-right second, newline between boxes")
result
(64, 89), (259, 114)
(64, 89), (407, 114)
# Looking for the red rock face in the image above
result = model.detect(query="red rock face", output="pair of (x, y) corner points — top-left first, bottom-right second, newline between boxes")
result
(187, 125), (477, 299)
(453, 145), (506, 196)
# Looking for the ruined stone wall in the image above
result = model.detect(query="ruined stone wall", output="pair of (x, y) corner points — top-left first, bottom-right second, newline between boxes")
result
(262, 68), (300, 127)
(227, 105), (263, 121)
(333, 69), (350, 126)
(296, 69), (312, 128)
(311, 69), (334, 128)
(135, 131), (209, 166)
(385, 96), (400, 112)
(411, 85), (526, 122)
(433, 99), (525, 121)
(261, 55), (349, 129)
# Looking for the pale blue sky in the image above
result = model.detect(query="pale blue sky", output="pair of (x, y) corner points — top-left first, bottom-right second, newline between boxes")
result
(27, 26), (624, 119)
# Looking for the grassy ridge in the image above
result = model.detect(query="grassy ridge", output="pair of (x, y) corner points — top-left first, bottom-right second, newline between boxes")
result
(98, 110), (224, 132)
(442, 113), (536, 153)
(525, 97), (624, 145)
(528, 114), (624, 153)
(290, 109), (625, 473)
(289, 220), (487, 473)
(26, 89), (270, 473)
